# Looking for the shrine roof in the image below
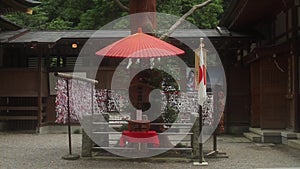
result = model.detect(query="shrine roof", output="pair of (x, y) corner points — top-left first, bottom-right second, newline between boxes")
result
(0, 29), (28, 42)
(3, 29), (250, 43)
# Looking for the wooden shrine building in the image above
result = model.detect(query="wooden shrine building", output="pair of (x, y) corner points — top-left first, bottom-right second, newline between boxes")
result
(220, 0), (300, 133)
(0, 28), (250, 132)
(3, 0), (299, 136)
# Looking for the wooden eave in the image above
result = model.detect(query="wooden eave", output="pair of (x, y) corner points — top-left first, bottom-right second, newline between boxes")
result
(220, 0), (294, 30)
(0, 16), (21, 31)
(243, 39), (294, 64)
(0, 0), (41, 14)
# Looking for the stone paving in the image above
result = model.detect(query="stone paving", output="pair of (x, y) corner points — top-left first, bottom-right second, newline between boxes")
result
(0, 132), (299, 169)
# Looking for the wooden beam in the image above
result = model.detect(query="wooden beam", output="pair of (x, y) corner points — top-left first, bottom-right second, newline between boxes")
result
(0, 116), (38, 120)
(55, 72), (98, 84)
(0, 106), (38, 111)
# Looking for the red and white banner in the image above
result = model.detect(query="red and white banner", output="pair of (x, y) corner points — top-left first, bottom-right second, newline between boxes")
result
(195, 41), (207, 106)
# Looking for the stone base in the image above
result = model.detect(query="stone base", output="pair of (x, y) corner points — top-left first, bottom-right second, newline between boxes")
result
(193, 161), (208, 166)
(62, 154), (80, 160)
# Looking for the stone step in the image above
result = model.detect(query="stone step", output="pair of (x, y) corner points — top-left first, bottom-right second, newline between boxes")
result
(281, 132), (298, 144)
(249, 127), (283, 136)
(281, 132), (297, 138)
(243, 132), (261, 143)
(249, 128), (283, 143)
(249, 128), (262, 135)
(287, 139), (300, 150)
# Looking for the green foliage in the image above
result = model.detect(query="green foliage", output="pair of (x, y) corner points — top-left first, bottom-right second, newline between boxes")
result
(4, 0), (128, 30)
(157, 0), (224, 28)
(5, 6), (49, 30)
(4, 0), (225, 30)
(163, 104), (179, 124)
(48, 18), (73, 30)
(76, 0), (129, 29)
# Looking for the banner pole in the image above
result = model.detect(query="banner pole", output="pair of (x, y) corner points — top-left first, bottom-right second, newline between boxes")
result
(193, 38), (208, 166)
(199, 104), (207, 163)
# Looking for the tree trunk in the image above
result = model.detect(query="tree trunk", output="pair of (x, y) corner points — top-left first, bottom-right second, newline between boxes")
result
(129, 0), (156, 33)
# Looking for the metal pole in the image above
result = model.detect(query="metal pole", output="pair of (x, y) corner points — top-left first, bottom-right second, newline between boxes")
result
(66, 79), (72, 155)
(199, 104), (204, 162)
(213, 131), (217, 151)
(62, 79), (80, 160)
(193, 104), (208, 166)
(91, 83), (94, 115)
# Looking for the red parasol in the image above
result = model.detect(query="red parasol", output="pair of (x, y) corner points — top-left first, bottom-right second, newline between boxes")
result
(95, 28), (185, 58)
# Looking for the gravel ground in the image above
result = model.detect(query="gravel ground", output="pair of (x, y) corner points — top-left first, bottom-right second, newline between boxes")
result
(0, 132), (300, 169)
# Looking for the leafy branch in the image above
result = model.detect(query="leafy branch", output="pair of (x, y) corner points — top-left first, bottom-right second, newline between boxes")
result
(159, 0), (214, 40)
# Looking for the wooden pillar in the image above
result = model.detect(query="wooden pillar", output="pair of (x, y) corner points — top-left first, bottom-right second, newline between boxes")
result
(293, 39), (300, 132)
(36, 43), (43, 132)
(293, 41), (299, 132)
(296, 41), (300, 132)
(0, 45), (3, 67)
(291, 3), (299, 132)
